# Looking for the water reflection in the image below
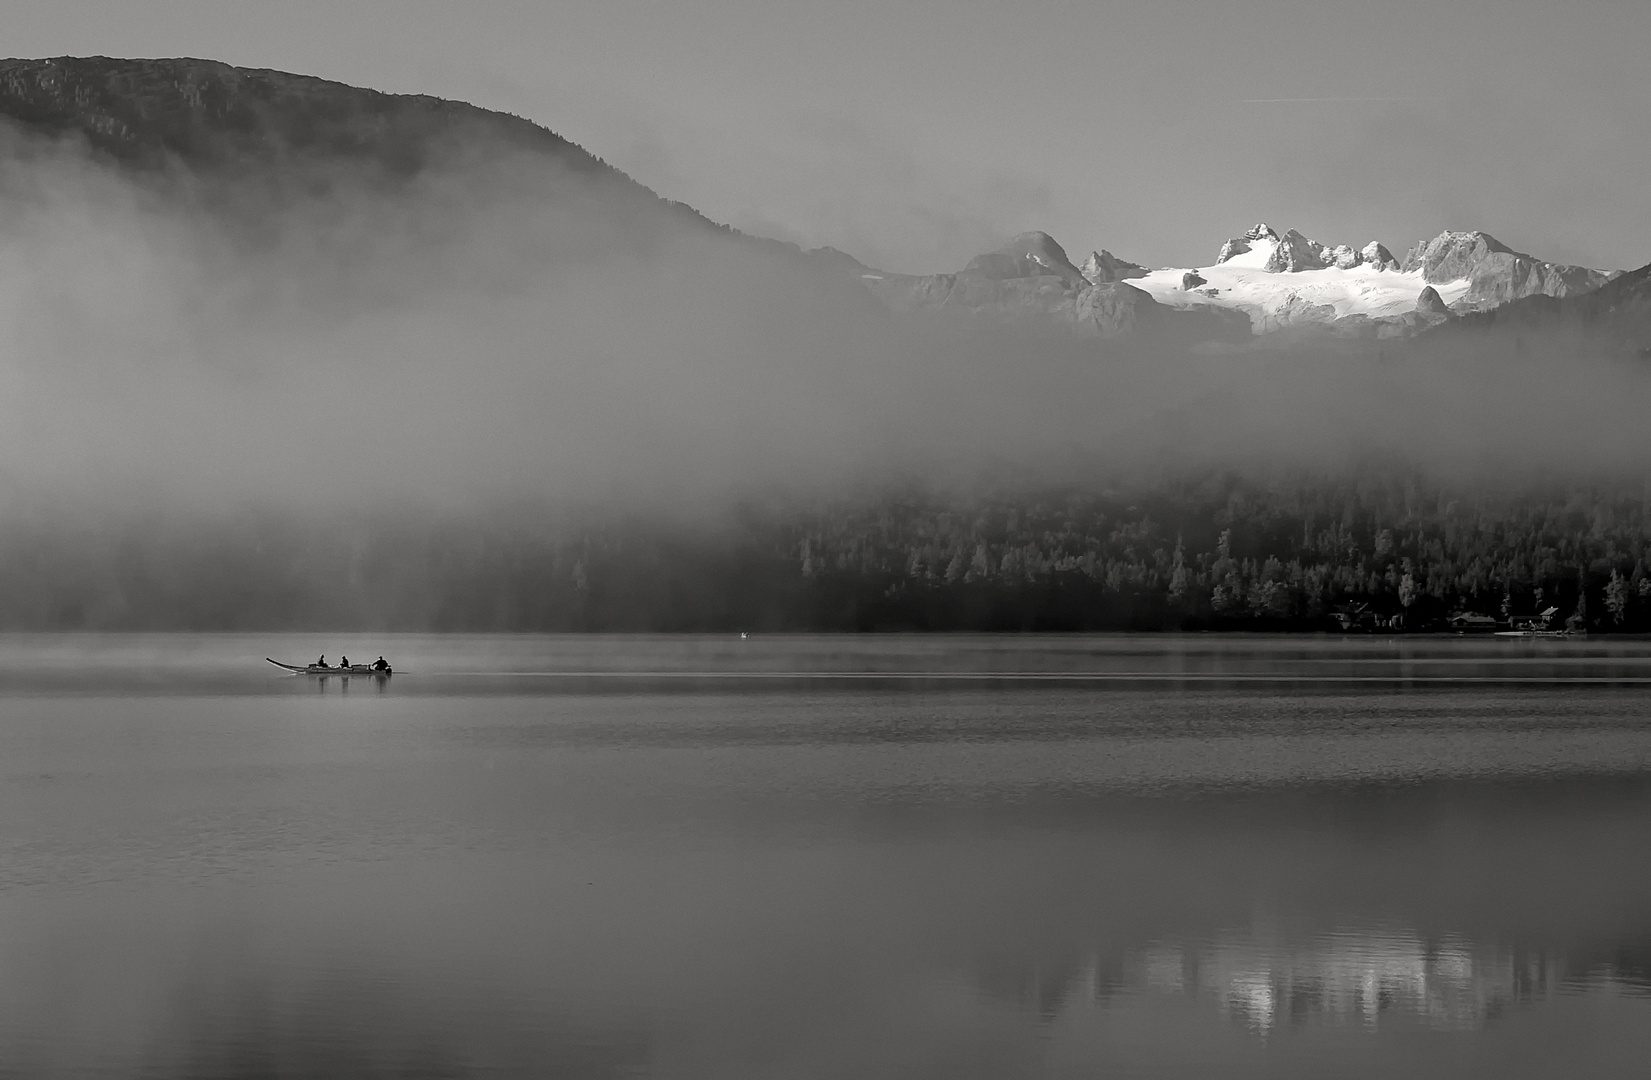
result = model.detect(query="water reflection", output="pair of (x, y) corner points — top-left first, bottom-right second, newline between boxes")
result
(1128, 929), (1535, 1032)
(985, 927), (1651, 1037)
(6, 635), (1651, 1078)
(310, 671), (392, 694)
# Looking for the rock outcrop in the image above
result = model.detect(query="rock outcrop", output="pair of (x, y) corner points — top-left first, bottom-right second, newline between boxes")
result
(1079, 248), (1149, 284)
(1256, 291), (1339, 333)
(1321, 244), (1360, 270)
(1265, 229), (1328, 272)
(1415, 286), (1451, 317)
(1073, 282), (1159, 337)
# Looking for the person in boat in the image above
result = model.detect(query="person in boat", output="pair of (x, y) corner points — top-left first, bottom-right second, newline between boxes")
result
(372, 656), (389, 671)
(316, 655), (327, 668)
(340, 656), (351, 669)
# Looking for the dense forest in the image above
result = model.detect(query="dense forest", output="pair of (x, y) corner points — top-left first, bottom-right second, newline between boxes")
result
(7, 472), (1651, 632)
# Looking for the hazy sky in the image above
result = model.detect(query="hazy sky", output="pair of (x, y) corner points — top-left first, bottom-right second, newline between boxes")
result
(6, 0), (1649, 273)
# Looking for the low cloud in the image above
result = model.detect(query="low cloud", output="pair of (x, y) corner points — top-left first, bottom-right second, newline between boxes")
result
(0, 118), (1646, 532)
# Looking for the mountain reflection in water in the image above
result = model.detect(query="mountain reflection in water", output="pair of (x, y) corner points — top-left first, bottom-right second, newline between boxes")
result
(1099, 929), (1647, 1033)
(970, 919), (1651, 1077)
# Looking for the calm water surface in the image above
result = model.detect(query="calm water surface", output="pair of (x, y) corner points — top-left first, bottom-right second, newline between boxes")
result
(2, 634), (1649, 1078)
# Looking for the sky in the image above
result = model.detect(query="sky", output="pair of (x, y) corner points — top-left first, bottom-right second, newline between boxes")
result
(4, 0), (1649, 275)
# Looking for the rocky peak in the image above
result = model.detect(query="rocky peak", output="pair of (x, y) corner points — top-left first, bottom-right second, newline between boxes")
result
(1401, 231), (1516, 282)
(1079, 248), (1149, 284)
(1321, 244), (1361, 270)
(1400, 230), (1618, 310)
(1265, 229), (1329, 273)
(963, 231), (1088, 287)
(1361, 242), (1399, 271)
(1217, 224), (1399, 274)
(1216, 223), (1281, 264)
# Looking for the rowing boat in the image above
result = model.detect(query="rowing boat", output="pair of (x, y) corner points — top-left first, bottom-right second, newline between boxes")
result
(267, 658), (392, 676)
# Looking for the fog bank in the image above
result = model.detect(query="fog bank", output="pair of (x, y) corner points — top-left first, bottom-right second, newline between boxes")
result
(0, 119), (1647, 530)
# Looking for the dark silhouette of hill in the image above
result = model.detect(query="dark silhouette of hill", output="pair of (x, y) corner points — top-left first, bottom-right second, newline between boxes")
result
(0, 55), (737, 239)
(1419, 261), (1651, 357)
(0, 56), (591, 170)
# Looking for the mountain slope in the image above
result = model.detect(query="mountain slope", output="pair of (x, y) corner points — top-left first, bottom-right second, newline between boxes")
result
(852, 232), (1249, 342)
(0, 54), (909, 337)
(0, 56), (602, 175)
(1424, 260), (1651, 353)
(0, 55), (741, 245)
(1402, 231), (1617, 310)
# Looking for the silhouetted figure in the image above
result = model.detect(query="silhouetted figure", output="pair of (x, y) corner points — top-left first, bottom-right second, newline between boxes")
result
(340, 656), (350, 668)
(316, 655), (327, 667)
(372, 656), (388, 671)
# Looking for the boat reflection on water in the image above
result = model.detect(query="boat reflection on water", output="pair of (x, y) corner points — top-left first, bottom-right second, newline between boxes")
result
(984, 926), (1650, 1036)
(309, 671), (392, 694)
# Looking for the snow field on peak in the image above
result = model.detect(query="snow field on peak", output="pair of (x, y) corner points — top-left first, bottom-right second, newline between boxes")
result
(1208, 235), (1282, 272)
(1129, 257), (1470, 333)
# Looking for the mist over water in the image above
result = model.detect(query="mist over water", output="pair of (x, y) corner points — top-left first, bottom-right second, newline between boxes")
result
(2, 635), (1649, 1078)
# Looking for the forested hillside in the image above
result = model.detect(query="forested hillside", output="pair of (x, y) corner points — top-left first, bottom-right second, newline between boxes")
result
(6, 475), (1650, 631)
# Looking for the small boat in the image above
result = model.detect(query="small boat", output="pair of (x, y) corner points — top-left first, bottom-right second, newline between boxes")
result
(267, 658), (392, 676)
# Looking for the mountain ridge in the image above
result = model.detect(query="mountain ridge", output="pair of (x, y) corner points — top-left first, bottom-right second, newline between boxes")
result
(0, 55), (1637, 351)
(0, 55), (599, 174)
(0, 55), (758, 249)
(827, 220), (1623, 342)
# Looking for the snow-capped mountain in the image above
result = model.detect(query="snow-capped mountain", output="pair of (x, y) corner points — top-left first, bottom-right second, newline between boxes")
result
(1129, 223), (1447, 335)
(1210, 224), (1397, 273)
(829, 223), (1621, 342)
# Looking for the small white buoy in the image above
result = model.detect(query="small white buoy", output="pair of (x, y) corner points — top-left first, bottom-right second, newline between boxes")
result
(740, 632), (748, 639)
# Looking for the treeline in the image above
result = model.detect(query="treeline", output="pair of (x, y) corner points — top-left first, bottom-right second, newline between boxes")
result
(6, 473), (1651, 631)
(779, 476), (1651, 632)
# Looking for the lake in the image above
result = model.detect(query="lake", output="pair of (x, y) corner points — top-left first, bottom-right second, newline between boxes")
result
(2, 633), (1649, 1078)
